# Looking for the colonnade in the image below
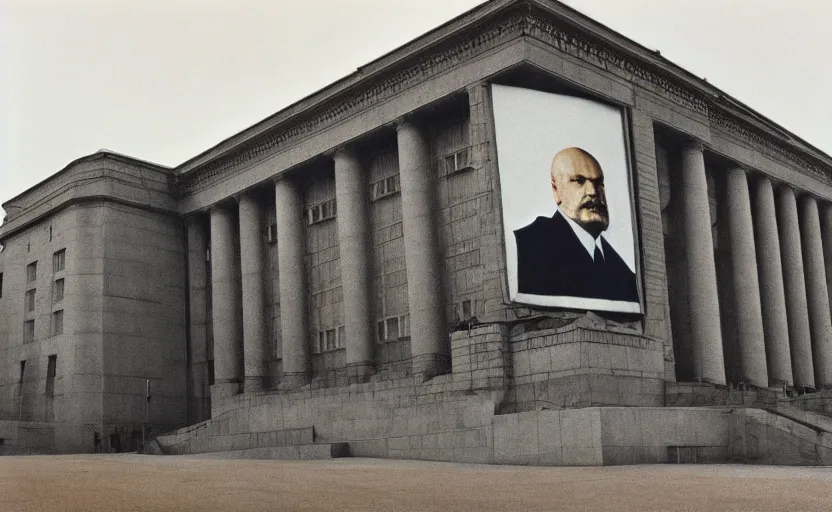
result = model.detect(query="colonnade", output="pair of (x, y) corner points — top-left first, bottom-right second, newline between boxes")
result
(190, 120), (447, 396)
(677, 142), (832, 390)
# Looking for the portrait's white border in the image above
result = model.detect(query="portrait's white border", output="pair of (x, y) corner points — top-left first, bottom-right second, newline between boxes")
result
(490, 83), (643, 315)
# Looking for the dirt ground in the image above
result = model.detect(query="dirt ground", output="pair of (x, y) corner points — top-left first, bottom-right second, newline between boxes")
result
(1, 455), (831, 512)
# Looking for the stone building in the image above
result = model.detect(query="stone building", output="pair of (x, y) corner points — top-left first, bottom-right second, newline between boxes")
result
(1, 0), (831, 463)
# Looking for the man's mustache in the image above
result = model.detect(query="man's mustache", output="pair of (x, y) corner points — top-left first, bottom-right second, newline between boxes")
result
(580, 198), (607, 211)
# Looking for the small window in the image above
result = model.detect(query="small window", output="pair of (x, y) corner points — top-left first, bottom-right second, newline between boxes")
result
(23, 320), (34, 343)
(52, 310), (64, 336)
(0, 272), (4, 298)
(266, 223), (277, 244)
(25, 289), (35, 313)
(337, 326), (346, 349)
(325, 328), (337, 351)
(45, 355), (57, 395)
(377, 321), (385, 343)
(370, 174), (401, 201)
(53, 249), (66, 273)
(18, 361), (26, 395)
(26, 262), (37, 283)
(385, 317), (400, 342)
(306, 199), (337, 225)
(443, 148), (472, 176)
(461, 299), (473, 319)
(54, 279), (65, 302)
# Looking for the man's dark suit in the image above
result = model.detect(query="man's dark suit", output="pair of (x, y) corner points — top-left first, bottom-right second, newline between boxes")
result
(514, 211), (638, 303)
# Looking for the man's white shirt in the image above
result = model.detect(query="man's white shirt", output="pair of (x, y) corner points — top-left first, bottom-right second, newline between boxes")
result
(558, 208), (605, 261)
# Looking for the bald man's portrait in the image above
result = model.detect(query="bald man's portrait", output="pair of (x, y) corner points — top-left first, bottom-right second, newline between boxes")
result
(513, 147), (639, 303)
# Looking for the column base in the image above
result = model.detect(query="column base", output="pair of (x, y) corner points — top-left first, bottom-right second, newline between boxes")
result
(345, 362), (375, 384)
(210, 381), (241, 400)
(243, 376), (268, 393)
(278, 372), (311, 391)
(412, 353), (451, 383)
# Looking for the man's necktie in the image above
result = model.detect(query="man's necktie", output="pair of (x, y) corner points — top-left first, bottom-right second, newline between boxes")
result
(594, 244), (605, 267)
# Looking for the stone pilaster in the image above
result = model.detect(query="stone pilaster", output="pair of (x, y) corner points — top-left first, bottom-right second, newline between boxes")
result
(799, 195), (832, 389)
(209, 205), (243, 398)
(397, 120), (448, 381)
(275, 177), (310, 388)
(334, 148), (374, 381)
(752, 176), (793, 387)
(186, 215), (211, 422)
(725, 168), (767, 388)
(776, 186), (814, 390)
(680, 142), (725, 385)
(238, 193), (269, 392)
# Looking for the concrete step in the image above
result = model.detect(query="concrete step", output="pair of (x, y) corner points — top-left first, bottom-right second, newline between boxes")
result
(182, 443), (350, 461)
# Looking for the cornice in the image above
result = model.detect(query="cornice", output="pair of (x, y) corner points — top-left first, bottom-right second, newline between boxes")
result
(174, 2), (831, 199)
(709, 108), (830, 185)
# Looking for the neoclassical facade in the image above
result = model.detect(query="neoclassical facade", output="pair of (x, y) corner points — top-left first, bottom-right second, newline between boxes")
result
(1, 0), (831, 463)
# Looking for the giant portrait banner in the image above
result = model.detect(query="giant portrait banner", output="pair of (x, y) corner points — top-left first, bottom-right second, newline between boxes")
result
(492, 84), (641, 314)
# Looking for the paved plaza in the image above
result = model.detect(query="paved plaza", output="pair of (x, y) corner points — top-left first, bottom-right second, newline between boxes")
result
(1, 455), (830, 511)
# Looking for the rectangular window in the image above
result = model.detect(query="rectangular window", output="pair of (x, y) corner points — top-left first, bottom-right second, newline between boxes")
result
(0, 272), (4, 298)
(306, 199), (337, 225)
(18, 361), (26, 395)
(23, 320), (35, 343)
(370, 174), (401, 201)
(52, 310), (64, 336)
(444, 148), (472, 176)
(26, 262), (37, 283)
(325, 328), (337, 351)
(385, 317), (400, 342)
(54, 279), (65, 302)
(52, 249), (66, 273)
(25, 289), (36, 313)
(337, 326), (346, 349)
(45, 355), (57, 395)
(266, 223), (277, 244)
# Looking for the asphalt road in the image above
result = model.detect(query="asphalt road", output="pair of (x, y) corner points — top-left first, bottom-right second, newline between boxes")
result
(2, 455), (831, 511)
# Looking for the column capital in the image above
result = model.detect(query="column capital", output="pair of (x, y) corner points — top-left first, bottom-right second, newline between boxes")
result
(680, 139), (705, 153)
(331, 145), (359, 161)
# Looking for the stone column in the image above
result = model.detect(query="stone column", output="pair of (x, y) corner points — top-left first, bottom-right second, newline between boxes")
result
(752, 176), (793, 387)
(209, 205), (243, 398)
(821, 204), (832, 311)
(238, 193), (269, 392)
(725, 168), (768, 387)
(334, 148), (374, 380)
(275, 177), (310, 388)
(186, 215), (210, 422)
(680, 142), (725, 385)
(397, 120), (447, 381)
(799, 195), (832, 388)
(776, 186), (814, 390)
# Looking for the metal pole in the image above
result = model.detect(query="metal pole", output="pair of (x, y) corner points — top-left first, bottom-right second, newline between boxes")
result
(143, 379), (150, 452)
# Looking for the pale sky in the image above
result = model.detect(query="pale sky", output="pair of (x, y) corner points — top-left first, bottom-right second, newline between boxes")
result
(2, 0), (830, 219)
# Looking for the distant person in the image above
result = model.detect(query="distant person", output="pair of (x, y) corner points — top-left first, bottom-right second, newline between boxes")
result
(514, 147), (638, 303)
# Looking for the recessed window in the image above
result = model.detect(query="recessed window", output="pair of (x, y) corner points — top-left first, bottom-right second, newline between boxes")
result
(377, 314), (410, 342)
(266, 223), (277, 244)
(0, 272), (4, 298)
(306, 199), (337, 225)
(52, 249), (66, 273)
(314, 325), (346, 354)
(24, 289), (36, 313)
(443, 148), (472, 176)
(52, 310), (64, 336)
(23, 320), (34, 343)
(45, 355), (57, 395)
(370, 174), (401, 201)
(26, 262), (37, 283)
(18, 361), (26, 395)
(54, 279), (65, 302)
